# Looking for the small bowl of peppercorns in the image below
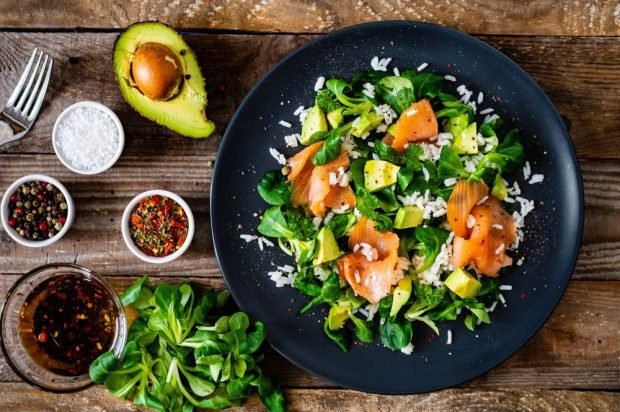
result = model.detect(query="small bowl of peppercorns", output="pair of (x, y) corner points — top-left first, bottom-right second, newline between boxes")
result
(1, 174), (75, 247)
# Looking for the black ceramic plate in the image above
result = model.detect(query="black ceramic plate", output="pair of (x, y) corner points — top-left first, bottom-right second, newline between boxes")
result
(211, 21), (583, 394)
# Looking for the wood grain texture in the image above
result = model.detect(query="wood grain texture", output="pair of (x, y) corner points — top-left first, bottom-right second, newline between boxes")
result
(0, 383), (617, 412)
(0, 33), (619, 158)
(0, 277), (618, 390)
(0, 156), (617, 279)
(0, 0), (618, 36)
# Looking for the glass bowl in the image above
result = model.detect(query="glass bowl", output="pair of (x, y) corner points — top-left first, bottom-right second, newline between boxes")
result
(0, 264), (127, 392)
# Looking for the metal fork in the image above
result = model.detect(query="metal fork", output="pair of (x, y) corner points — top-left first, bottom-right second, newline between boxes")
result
(0, 48), (53, 147)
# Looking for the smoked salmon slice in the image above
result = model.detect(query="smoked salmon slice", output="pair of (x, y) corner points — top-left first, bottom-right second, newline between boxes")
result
(383, 99), (439, 153)
(337, 217), (404, 303)
(288, 144), (356, 216)
(308, 151), (353, 216)
(447, 179), (490, 238)
(451, 196), (516, 277)
(287, 142), (323, 207)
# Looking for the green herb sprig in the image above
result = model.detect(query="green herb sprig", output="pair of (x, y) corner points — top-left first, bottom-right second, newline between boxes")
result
(89, 277), (285, 412)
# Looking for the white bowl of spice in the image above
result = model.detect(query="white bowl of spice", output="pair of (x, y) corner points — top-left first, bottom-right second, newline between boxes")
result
(1, 174), (75, 247)
(52, 101), (124, 175)
(121, 190), (195, 264)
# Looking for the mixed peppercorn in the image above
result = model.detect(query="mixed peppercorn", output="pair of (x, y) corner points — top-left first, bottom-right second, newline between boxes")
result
(129, 194), (189, 257)
(19, 275), (116, 376)
(7, 181), (68, 241)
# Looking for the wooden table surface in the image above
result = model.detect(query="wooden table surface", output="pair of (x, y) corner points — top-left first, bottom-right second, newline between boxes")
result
(0, 1), (618, 411)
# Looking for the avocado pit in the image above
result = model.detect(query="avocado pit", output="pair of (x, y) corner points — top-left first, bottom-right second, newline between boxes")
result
(131, 42), (182, 100)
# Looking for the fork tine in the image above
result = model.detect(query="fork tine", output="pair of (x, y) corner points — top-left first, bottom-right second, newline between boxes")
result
(6, 48), (38, 107)
(27, 57), (53, 121)
(23, 54), (49, 116)
(15, 50), (43, 111)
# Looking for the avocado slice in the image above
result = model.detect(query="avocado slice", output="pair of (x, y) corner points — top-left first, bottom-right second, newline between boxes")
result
(394, 206), (425, 229)
(443, 113), (469, 139)
(444, 268), (481, 299)
(327, 107), (345, 129)
(327, 305), (349, 330)
(351, 112), (383, 137)
(364, 160), (400, 193)
(113, 22), (215, 138)
(312, 227), (342, 265)
(301, 104), (329, 144)
(491, 174), (508, 201)
(452, 122), (478, 155)
(390, 275), (412, 317)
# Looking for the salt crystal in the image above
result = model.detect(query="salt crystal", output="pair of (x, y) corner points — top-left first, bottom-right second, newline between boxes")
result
(55, 106), (120, 172)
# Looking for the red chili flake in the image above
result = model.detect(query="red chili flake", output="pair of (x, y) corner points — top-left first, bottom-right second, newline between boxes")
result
(520, 292), (526, 300)
(218, 83), (226, 92)
(129, 195), (189, 257)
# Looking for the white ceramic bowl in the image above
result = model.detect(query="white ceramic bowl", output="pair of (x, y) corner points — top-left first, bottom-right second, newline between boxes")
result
(1, 174), (75, 248)
(52, 101), (125, 175)
(121, 190), (195, 264)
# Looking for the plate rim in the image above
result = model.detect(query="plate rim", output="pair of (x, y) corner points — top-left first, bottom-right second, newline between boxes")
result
(210, 20), (585, 394)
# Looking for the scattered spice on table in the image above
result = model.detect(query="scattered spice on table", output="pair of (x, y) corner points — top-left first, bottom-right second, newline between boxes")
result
(18, 274), (117, 376)
(7, 181), (68, 240)
(129, 194), (189, 257)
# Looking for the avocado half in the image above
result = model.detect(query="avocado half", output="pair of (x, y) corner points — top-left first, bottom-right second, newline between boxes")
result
(113, 21), (215, 138)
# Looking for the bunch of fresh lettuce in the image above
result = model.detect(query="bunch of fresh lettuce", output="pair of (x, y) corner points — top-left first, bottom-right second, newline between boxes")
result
(89, 277), (285, 412)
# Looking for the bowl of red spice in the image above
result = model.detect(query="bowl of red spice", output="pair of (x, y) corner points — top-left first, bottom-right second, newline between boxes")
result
(121, 190), (194, 263)
(1, 174), (75, 247)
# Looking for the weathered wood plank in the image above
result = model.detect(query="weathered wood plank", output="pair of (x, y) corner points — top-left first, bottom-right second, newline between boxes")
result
(0, 33), (619, 158)
(0, 277), (618, 390)
(0, 156), (617, 280)
(0, 0), (617, 36)
(0, 383), (617, 412)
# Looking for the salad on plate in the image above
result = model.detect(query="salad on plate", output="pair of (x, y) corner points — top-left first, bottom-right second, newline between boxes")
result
(248, 57), (541, 353)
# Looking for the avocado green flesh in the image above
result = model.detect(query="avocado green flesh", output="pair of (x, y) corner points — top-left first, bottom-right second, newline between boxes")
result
(390, 275), (412, 317)
(492, 174), (508, 200)
(452, 122), (478, 155)
(364, 160), (400, 193)
(114, 22), (215, 138)
(327, 305), (349, 331)
(443, 113), (468, 139)
(327, 107), (345, 129)
(394, 206), (425, 229)
(351, 112), (383, 137)
(301, 105), (328, 144)
(313, 227), (342, 265)
(444, 268), (481, 299)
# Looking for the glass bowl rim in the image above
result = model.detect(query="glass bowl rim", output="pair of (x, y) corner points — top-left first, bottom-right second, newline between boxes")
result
(0, 263), (127, 393)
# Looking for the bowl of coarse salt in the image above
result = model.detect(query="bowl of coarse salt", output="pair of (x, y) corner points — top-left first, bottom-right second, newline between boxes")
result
(52, 101), (124, 175)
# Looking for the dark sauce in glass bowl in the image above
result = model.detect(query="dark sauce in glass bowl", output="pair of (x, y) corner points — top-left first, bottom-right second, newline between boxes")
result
(18, 274), (117, 376)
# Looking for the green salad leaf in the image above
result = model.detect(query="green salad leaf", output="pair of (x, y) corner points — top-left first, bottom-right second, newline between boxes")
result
(379, 316), (412, 351)
(401, 70), (444, 100)
(376, 76), (415, 113)
(312, 127), (344, 166)
(258, 171), (292, 206)
(414, 226), (450, 273)
(89, 277), (285, 412)
(437, 146), (470, 180)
